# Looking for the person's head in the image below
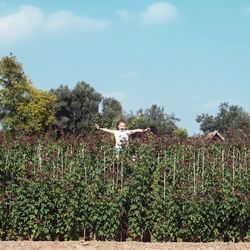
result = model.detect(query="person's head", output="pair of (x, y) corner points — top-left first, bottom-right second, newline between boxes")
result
(116, 119), (126, 131)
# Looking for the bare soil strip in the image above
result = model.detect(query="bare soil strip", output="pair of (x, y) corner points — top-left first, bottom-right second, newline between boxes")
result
(0, 241), (250, 250)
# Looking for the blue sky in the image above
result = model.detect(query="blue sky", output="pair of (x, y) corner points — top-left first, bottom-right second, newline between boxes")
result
(0, 0), (249, 135)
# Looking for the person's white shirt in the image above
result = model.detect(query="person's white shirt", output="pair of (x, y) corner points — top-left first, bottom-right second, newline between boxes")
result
(113, 130), (132, 150)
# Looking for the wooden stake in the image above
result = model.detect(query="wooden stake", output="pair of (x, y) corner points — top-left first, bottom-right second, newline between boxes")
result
(163, 167), (166, 200)
(222, 149), (225, 182)
(37, 143), (42, 171)
(173, 154), (176, 186)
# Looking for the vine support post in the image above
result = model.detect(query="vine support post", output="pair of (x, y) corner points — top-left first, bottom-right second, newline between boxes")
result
(222, 149), (225, 182)
(83, 227), (86, 241)
(52, 162), (55, 178)
(197, 149), (200, 177)
(37, 143), (42, 171)
(238, 149), (242, 179)
(112, 160), (115, 191)
(232, 148), (235, 191)
(202, 149), (205, 188)
(193, 155), (196, 195)
(173, 154), (176, 187)
(116, 160), (120, 188)
(120, 160), (124, 190)
(103, 151), (106, 181)
(163, 167), (166, 200)
(244, 148), (248, 176)
(193, 162), (196, 194)
(61, 147), (64, 175)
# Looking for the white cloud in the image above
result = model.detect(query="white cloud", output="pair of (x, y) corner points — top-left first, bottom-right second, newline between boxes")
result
(242, 6), (250, 16)
(0, 5), (44, 47)
(0, 5), (110, 48)
(140, 2), (178, 25)
(103, 91), (127, 103)
(45, 10), (110, 33)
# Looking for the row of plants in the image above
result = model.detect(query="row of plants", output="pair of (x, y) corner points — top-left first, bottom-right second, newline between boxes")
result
(0, 135), (249, 242)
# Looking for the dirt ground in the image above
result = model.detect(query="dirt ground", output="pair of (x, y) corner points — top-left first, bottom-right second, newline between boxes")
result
(0, 241), (250, 250)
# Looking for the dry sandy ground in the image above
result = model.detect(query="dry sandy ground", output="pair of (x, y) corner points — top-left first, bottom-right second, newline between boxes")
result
(0, 241), (250, 250)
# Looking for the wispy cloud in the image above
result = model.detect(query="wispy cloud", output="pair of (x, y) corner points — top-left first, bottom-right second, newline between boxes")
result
(242, 6), (250, 16)
(45, 10), (110, 33)
(140, 2), (178, 25)
(0, 5), (44, 47)
(0, 5), (110, 48)
(117, 2), (178, 26)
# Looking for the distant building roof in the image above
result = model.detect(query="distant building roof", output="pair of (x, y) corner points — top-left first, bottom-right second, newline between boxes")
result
(205, 130), (225, 142)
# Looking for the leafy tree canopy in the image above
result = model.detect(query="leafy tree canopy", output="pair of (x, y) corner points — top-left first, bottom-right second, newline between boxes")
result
(127, 104), (179, 135)
(196, 102), (250, 138)
(0, 55), (56, 135)
(51, 81), (102, 135)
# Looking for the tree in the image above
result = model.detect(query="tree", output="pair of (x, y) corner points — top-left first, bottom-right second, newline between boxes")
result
(0, 55), (56, 135)
(196, 114), (216, 133)
(196, 102), (250, 138)
(128, 104), (179, 135)
(51, 81), (102, 135)
(173, 128), (188, 139)
(50, 85), (72, 134)
(0, 55), (29, 122)
(101, 97), (123, 128)
(15, 86), (56, 135)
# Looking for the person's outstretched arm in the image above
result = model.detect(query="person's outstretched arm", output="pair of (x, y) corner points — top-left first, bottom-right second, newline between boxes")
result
(95, 124), (114, 134)
(130, 128), (151, 134)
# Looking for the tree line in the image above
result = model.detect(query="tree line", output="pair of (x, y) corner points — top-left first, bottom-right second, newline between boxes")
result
(1, 55), (250, 140)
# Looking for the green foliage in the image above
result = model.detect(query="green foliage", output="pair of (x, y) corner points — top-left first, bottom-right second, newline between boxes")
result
(0, 134), (249, 242)
(197, 102), (250, 138)
(127, 145), (155, 241)
(173, 128), (188, 139)
(14, 86), (56, 135)
(0, 55), (56, 135)
(51, 82), (102, 135)
(100, 97), (123, 128)
(128, 105), (179, 135)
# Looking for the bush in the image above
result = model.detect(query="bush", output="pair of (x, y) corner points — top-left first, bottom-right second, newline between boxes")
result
(0, 137), (249, 242)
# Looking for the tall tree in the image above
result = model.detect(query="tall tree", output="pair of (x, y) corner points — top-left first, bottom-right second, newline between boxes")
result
(0, 55), (56, 135)
(0, 55), (29, 122)
(196, 102), (250, 138)
(51, 81), (102, 134)
(128, 104), (179, 135)
(50, 85), (72, 133)
(15, 86), (56, 135)
(101, 97), (123, 128)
